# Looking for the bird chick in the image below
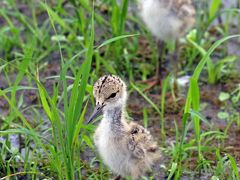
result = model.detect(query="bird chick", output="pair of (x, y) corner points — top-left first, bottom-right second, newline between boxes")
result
(137, 0), (196, 90)
(138, 0), (196, 42)
(88, 75), (160, 179)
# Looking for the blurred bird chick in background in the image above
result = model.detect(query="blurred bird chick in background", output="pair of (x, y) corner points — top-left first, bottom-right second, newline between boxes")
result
(138, 0), (195, 89)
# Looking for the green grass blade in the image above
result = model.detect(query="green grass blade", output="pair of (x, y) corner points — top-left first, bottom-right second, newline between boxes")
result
(40, 2), (72, 32)
(10, 46), (33, 107)
(97, 34), (139, 49)
(209, 0), (222, 19)
(72, 100), (89, 148)
(72, 11), (94, 126)
(120, 0), (129, 34)
(227, 154), (239, 179)
(37, 81), (52, 122)
(160, 75), (170, 136)
(167, 162), (177, 180)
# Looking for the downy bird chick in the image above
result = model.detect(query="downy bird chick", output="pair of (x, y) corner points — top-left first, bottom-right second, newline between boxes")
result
(138, 0), (195, 42)
(138, 0), (195, 88)
(88, 75), (160, 179)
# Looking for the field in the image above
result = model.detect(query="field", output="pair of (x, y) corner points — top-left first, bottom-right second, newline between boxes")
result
(0, 0), (240, 179)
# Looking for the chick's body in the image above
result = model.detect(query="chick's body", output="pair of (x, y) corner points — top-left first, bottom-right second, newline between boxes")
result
(94, 117), (130, 176)
(139, 0), (195, 41)
(95, 117), (159, 178)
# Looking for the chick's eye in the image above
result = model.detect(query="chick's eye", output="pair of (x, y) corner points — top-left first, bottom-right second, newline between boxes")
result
(107, 92), (117, 99)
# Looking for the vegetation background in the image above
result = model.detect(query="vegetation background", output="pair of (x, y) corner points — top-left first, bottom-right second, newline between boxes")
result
(0, 0), (239, 179)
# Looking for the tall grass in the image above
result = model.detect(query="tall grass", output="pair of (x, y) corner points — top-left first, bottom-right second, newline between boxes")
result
(173, 34), (240, 178)
(108, 0), (129, 69)
(189, 3), (240, 84)
(34, 11), (94, 180)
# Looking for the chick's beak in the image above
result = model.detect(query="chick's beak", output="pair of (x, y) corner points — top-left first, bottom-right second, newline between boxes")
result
(87, 104), (104, 124)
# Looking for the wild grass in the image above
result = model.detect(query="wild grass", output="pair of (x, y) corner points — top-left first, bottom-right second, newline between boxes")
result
(0, 0), (240, 179)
